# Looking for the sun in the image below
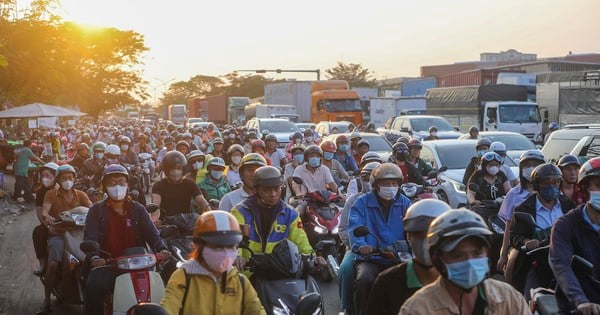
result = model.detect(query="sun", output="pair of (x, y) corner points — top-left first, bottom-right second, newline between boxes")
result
(58, 0), (130, 28)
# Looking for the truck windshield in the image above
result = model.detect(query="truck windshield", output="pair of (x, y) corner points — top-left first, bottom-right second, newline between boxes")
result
(499, 104), (541, 123)
(325, 99), (362, 112)
(260, 120), (299, 133)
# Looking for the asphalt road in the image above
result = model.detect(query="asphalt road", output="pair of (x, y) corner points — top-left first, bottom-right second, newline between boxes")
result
(0, 174), (342, 315)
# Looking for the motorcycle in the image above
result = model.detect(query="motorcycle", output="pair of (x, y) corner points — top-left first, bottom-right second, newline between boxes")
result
(242, 238), (324, 315)
(36, 207), (89, 306)
(400, 182), (439, 201)
(138, 153), (153, 194)
(292, 177), (344, 281)
(80, 241), (166, 314)
(157, 207), (199, 282)
(352, 225), (412, 267)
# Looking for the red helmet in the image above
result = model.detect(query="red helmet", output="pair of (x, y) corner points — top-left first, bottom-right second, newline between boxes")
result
(251, 139), (265, 148)
(320, 140), (337, 153)
(578, 157), (600, 186)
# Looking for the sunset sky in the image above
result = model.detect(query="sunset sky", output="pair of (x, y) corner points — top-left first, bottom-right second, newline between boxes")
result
(54, 0), (600, 88)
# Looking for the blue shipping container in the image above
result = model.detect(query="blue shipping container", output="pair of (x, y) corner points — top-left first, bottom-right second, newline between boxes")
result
(401, 78), (436, 97)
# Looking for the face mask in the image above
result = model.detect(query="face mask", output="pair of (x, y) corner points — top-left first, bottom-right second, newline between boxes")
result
(305, 137), (313, 142)
(339, 144), (349, 152)
(589, 191), (600, 211)
(444, 257), (489, 289)
(522, 166), (535, 181)
(409, 238), (432, 266)
(293, 154), (304, 164)
(107, 158), (119, 165)
(231, 156), (242, 165)
(168, 169), (183, 181)
(539, 185), (560, 201)
(95, 153), (104, 159)
(362, 180), (372, 193)
(193, 162), (202, 170)
(121, 145), (129, 151)
(323, 152), (335, 161)
(378, 186), (398, 200)
(229, 134), (235, 139)
(42, 177), (55, 187)
(486, 166), (499, 176)
(202, 247), (238, 274)
(61, 180), (74, 190)
(106, 185), (128, 200)
(210, 170), (223, 180)
(308, 157), (321, 168)
(431, 132), (438, 137)
(295, 139), (302, 144)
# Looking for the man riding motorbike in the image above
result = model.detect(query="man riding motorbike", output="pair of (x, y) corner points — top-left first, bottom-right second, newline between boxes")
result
(220, 153), (267, 212)
(83, 164), (171, 315)
(558, 154), (586, 205)
(320, 140), (350, 188)
(32, 162), (59, 276)
(69, 143), (90, 171)
(264, 133), (287, 170)
(40, 164), (92, 312)
(348, 163), (412, 315)
(463, 138), (492, 186)
(118, 136), (139, 167)
(346, 152), (383, 199)
(291, 144), (338, 198)
(198, 157), (231, 201)
(334, 135), (358, 173)
(79, 142), (107, 188)
(225, 144), (244, 187)
(391, 142), (425, 186)
(407, 139), (434, 178)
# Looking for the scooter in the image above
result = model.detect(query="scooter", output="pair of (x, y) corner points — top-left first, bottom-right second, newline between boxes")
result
(158, 209), (199, 282)
(400, 182), (439, 201)
(352, 225), (412, 267)
(138, 153), (153, 194)
(242, 238), (324, 315)
(36, 207), (89, 306)
(80, 241), (166, 315)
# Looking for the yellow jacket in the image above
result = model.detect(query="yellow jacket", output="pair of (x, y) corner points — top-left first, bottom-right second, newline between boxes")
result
(161, 260), (266, 315)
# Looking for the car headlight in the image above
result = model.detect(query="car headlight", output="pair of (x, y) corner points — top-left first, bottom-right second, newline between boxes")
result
(117, 254), (157, 270)
(448, 178), (466, 193)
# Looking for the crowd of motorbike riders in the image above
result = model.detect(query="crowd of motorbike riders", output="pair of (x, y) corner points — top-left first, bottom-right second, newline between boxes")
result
(11, 120), (600, 315)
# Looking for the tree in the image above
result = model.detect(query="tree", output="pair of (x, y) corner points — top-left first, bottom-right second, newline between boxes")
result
(325, 61), (377, 87)
(220, 72), (269, 98)
(160, 75), (224, 105)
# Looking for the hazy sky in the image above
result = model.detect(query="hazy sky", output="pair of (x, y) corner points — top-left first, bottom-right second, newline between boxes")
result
(55, 0), (600, 88)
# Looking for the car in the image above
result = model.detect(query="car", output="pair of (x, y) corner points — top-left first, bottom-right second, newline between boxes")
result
(420, 139), (518, 208)
(378, 115), (463, 142)
(185, 117), (204, 127)
(295, 123), (316, 132)
(459, 131), (537, 163)
(246, 118), (299, 147)
(323, 132), (392, 163)
(315, 121), (353, 137)
(542, 125), (600, 163)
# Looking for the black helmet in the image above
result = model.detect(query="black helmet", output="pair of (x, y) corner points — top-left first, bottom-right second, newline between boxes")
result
(557, 154), (581, 169)
(469, 126), (479, 133)
(102, 164), (129, 183)
(162, 151), (187, 172)
(392, 142), (409, 161)
(253, 166), (283, 188)
(304, 144), (323, 159)
(476, 138), (491, 150)
(530, 163), (562, 191)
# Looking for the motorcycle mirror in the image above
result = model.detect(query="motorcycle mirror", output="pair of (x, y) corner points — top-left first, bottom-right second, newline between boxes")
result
(295, 292), (322, 315)
(438, 166), (448, 172)
(80, 241), (100, 254)
(292, 176), (304, 185)
(468, 183), (480, 192)
(427, 171), (438, 179)
(488, 215), (506, 233)
(146, 203), (159, 213)
(129, 190), (140, 199)
(353, 226), (370, 237)
(571, 255), (595, 278)
(512, 212), (536, 227)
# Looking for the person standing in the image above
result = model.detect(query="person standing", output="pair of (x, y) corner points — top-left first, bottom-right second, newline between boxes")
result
(13, 139), (44, 202)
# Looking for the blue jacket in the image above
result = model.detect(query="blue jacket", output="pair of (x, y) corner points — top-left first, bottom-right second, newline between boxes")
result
(334, 152), (358, 173)
(549, 205), (600, 314)
(348, 191), (411, 258)
(84, 199), (166, 256)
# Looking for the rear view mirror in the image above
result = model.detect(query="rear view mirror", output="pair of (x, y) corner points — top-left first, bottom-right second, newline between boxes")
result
(80, 241), (100, 254)
(438, 166), (448, 172)
(295, 292), (322, 315)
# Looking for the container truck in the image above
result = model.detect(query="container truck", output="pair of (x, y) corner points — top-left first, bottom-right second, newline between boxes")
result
(369, 97), (426, 127)
(188, 95), (250, 125)
(426, 84), (544, 143)
(168, 104), (187, 125)
(264, 80), (362, 124)
(244, 103), (299, 122)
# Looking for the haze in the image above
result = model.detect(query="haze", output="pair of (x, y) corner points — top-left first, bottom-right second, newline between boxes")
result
(56, 0), (600, 86)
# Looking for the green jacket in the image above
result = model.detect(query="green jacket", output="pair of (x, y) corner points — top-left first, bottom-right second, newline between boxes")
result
(198, 176), (231, 201)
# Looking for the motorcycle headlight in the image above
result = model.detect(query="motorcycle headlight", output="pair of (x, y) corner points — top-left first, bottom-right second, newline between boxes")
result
(117, 254), (157, 270)
(402, 186), (417, 198)
(448, 178), (466, 193)
(71, 213), (87, 226)
(313, 225), (327, 234)
(331, 226), (339, 235)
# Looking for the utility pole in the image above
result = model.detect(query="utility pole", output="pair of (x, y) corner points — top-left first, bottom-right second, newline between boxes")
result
(236, 69), (321, 81)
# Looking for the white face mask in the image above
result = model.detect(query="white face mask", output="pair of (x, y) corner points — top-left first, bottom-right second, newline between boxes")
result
(202, 247), (238, 274)
(193, 162), (203, 170)
(522, 166), (535, 181)
(231, 156), (242, 165)
(107, 158), (119, 165)
(121, 145), (129, 151)
(589, 191), (600, 211)
(486, 166), (499, 176)
(106, 185), (128, 200)
(378, 186), (398, 200)
(95, 153), (104, 159)
(42, 177), (55, 187)
(169, 169), (183, 181)
(61, 180), (74, 190)
(431, 132), (438, 137)
(305, 137), (313, 142)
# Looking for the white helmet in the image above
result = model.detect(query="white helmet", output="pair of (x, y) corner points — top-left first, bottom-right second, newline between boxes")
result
(489, 141), (506, 155)
(105, 144), (121, 156)
(403, 199), (451, 233)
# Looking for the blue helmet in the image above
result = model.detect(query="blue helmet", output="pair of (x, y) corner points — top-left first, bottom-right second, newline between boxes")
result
(102, 164), (129, 183)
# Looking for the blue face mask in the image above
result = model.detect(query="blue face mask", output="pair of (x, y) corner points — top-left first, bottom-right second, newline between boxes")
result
(444, 257), (489, 289)
(293, 154), (304, 164)
(539, 185), (560, 201)
(323, 152), (335, 161)
(210, 170), (223, 180)
(339, 144), (349, 152)
(308, 157), (321, 168)
(589, 191), (600, 211)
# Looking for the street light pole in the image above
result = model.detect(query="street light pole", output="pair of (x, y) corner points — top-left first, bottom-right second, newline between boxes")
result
(236, 69), (321, 80)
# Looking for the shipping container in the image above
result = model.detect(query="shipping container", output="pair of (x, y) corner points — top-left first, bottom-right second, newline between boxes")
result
(352, 87), (379, 100)
(401, 77), (436, 96)
(264, 81), (312, 122)
(436, 69), (525, 88)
